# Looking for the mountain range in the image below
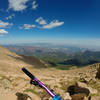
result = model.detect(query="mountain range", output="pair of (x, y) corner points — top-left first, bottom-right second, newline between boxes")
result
(3, 44), (100, 67)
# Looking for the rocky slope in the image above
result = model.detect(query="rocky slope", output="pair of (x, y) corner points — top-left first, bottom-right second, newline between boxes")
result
(0, 46), (100, 100)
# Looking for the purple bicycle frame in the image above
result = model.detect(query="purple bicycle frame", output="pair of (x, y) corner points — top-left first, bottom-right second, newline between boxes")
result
(22, 67), (55, 98)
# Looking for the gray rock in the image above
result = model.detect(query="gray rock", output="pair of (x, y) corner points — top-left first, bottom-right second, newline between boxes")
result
(1, 79), (11, 88)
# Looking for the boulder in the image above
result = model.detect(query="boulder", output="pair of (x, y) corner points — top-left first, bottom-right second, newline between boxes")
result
(62, 92), (72, 100)
(76, 82), (88, 88)
(96, 65), (100, 79)
(87, 87), (98, 94)
(83, 96), (88, 100)
(16, 92), (32, 100)
(90, 96), (100, 100)
(80, 77), (92, 84)
(75, 82), (97, 95)
(24, 92), (41, 100)
(71, 93), (88, 100)
(67, 82), (98, 100)
(67, 84), (89, 96)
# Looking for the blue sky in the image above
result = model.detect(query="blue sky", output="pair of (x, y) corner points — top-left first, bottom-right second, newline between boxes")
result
(0, 0), (100, 48)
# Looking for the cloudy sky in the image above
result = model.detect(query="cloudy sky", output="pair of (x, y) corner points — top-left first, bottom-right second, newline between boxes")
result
(0, 0), (100, 47)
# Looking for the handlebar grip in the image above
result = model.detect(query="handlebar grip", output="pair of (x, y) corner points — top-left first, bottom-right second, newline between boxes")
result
(22, 67), (35, 79)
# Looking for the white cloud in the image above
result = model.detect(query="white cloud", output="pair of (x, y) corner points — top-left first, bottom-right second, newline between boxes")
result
(8, 0), (29, 11)
(24, 24), (36, 29)
(19, 18), (64, 30)
(19, 24), (36, 29)
(42, 20), (64, 29)
(0, 29), (8, 36)
(36, 17), (47, 25)
(6, 14), (15, 20)
(0, 20), (13, 28)
(32, 1), (38, 10)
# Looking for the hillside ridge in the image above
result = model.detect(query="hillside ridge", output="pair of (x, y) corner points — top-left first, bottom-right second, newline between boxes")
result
(0, 46), (100, 100)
